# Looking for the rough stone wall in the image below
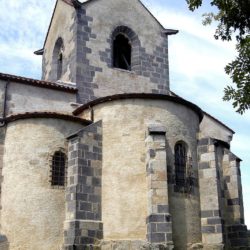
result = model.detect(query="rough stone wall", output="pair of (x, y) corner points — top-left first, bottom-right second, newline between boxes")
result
(74, 0), (170, 103)
(145, 125), (173, 249)
(221, 149), (249, 249)
(0, 81), (7, 247)
(64, 121), (103, 249)
(1, 118), (84, 250)
(198, 138), (249, 249)
(79, 98), (201, 248)
(43, 0), (171, 103)
(0, 82), (5, 117)
(200, 114), (234, 144)
(198, 138), (224, 249)
(42, 0), (77, 83)
(0, 80), (76, 115)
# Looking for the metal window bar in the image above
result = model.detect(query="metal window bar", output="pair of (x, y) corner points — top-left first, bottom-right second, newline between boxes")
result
(174, 143), (187, 187)
(50, 151), (67, 186)
(174, 142), (194, 193)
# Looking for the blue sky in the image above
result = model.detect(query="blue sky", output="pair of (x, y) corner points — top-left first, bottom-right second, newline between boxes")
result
(0, 0), (249, 227)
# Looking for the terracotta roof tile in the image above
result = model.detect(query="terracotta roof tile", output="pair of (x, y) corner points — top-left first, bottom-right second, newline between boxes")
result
(0, 72), (77, 93)
(72, 93), (204, 122)
(1, 112), (91, 125)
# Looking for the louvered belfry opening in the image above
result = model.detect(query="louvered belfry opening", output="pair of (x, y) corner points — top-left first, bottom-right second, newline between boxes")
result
(113, 33), (131, 71)
(51, 151), (66, 186)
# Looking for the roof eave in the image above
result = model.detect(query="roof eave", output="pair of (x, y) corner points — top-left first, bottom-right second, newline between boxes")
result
(34, 49), (44, 55)
(72, 93), (204, 122)
(0, 72), (78, 93)
(163, 29), (179, 35)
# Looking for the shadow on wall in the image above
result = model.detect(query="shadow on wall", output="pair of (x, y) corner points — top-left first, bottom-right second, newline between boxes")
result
(248, 231), (250, 246)
(0, 235), (9, 250)
(166, 139), (189, 248)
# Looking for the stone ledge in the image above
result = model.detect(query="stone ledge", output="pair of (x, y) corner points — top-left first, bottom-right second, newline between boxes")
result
(99, 240), (174, 250)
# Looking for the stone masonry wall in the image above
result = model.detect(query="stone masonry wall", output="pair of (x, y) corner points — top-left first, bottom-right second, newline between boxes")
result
(198, 137), (249, 249)
(42, 0), (173, 103)
(0, 81), (7, 248)
(80, 98), (201, 248)
(65, 121), (103, 249)
(74, 0), (170, 103)
(198, 138), (224, 249)
(145, 125), (173, 249)
(222, 149), (249, 249)
(6, 81), (76, 115)
(1, 118), (83, 250)
(42, 0), (77, 83)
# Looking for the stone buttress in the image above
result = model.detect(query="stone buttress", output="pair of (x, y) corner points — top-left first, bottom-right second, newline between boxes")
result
(198, 137), (249, 249)
(65, 121), (103, 249)
(145, 125), (174, 249)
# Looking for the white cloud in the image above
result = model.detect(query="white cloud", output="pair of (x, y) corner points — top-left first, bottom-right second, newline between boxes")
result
(0, 0), (56, 77)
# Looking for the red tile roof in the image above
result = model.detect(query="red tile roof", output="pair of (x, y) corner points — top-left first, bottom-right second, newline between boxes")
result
(0, 72), (77, 93)
(1, 112), (91, 125)
(72, 93), (204, 122)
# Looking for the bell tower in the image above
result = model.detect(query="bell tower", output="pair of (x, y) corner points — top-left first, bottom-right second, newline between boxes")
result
(38, 0), (178, 104)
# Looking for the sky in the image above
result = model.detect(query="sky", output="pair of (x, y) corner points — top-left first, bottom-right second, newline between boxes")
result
(0, 0), (249, 227)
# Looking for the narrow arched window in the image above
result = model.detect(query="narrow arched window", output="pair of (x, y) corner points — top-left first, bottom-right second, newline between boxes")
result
(174, 142), (187, 187)
(52, 37), (64, 80)
(57, 50), (63, 80)
(51, 151), (66, 186)
(113, 33), (131, 70)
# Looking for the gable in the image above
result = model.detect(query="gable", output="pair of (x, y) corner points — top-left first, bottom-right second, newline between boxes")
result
(82, 0), (168, 60)
(81, 0), (165, 30)
(40, 0), (173, 53)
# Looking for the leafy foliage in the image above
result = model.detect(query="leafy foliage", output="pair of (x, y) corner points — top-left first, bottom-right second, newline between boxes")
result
(186, 0), (250, 113)
(224, 36), (250, 114)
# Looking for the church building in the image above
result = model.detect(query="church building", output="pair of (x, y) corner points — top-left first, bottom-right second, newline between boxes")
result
(0, 0), (249, 249)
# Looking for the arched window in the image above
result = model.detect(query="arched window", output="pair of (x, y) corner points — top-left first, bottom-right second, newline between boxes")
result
(113, 33), (131, 70)
(57, 49), (63, 80)
(51, 151), (66, 186)
(52, 37), (64, 80)
(174, 142), (187, 187)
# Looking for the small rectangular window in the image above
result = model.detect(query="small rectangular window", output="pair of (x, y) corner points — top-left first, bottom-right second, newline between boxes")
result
(51, 151), (67, 187)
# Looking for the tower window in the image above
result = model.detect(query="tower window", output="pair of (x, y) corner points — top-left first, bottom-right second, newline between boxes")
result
(57, 50), (63, 80)
(174, 142), (187, 188)
(52, 37), (64, 81)
(113, 34), (131, 70)
(51, 151), (67, 186)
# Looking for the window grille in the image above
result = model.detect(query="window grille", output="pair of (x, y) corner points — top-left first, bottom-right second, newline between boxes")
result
(174, 142), (187, 187)
(113, 33), (131, 70)
(50, 151), (67, 187)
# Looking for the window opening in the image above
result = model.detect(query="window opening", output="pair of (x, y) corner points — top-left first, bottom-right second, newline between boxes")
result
(52, 37), (64, 81)
(57, 49), (63, 80)
(51, 151), (66, 186)
(174, 143), (187, 187)
(113, 34), (131, 70)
